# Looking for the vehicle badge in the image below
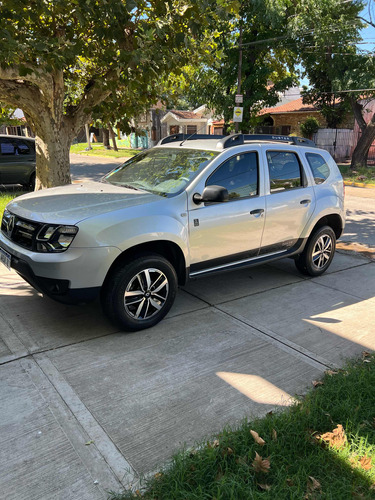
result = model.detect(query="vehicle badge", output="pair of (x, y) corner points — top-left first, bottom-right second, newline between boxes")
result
(7, 215), (15, 235)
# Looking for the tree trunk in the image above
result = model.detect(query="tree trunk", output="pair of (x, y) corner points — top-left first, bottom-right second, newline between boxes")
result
(102, 128), (111, 149)
(109, 127), (118, 151)
(351, 121), (375, 169)
(34, 128), (72, 190)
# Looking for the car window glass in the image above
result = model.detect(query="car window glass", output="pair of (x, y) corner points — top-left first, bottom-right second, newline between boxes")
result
(206, 152), (258, 200)
(306, 152), (330, 184)
(15, 139), (31, 155)
(267, 151), (303, 192)
(0, 140), (15, 155)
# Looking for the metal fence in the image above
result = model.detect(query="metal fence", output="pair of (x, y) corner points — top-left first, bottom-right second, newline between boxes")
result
(313, 129), (354, 162)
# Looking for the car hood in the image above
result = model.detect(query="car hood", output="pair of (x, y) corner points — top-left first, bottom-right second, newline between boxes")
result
(6, 182), (162, 224)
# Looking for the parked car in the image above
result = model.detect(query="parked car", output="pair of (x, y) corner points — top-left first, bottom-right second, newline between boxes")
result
(0, 133), (345, 331)
(0, 134), (36, 189)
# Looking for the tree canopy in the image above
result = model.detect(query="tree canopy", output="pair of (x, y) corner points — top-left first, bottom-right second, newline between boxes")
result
(0, 0), (234, 188)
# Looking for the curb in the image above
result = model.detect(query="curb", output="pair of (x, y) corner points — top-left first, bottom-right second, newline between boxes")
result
(336, 241), (375, 261)
(343, 181), (375, 189)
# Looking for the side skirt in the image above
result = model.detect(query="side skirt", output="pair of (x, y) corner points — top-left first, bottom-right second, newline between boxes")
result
(189, 238), (307, 279)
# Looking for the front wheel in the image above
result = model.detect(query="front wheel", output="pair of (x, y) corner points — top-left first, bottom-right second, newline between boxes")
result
(295, 226), (336, 277)
(101, 254), (178, 331)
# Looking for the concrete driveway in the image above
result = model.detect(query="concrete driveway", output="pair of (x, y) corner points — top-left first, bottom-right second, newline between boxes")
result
(0, 156), (374, 498)
(1, 249), (374, 499)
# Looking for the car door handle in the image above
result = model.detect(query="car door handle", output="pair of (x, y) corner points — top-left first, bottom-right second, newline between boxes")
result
(300, 199), (311, 205)
(250, 209), (264, 215)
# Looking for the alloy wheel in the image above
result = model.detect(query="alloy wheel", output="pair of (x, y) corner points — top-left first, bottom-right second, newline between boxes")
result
(312, 234), (333, 269)
(124, 268), (169, 320)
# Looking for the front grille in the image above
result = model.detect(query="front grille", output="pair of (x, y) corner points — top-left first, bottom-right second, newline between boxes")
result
(1, 211), (43, 250)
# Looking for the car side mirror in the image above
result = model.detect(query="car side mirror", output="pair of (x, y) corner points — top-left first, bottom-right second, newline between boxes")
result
(193, 185), (229, 204)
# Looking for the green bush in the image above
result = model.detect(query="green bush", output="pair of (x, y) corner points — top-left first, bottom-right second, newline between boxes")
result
(300, 116), (320, 138)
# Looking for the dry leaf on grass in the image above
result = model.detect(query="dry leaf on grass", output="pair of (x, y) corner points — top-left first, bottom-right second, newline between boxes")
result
(257, 483), (271, 491)
(212, 439), (220, 448)
(325, 370), (339, 376)
(272, 429), (277, 441)
(308, 476), (321, 491)
(312, 380), (324, 387)
(362, 351), (370, 358)
(320, 424), (347, 449)
(250, 430), (265, 446)
(252, 452), (271, 473)
(359, 455), (372, 471)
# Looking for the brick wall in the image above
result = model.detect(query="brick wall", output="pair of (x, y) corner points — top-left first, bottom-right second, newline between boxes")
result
(271, 111), (354, 135)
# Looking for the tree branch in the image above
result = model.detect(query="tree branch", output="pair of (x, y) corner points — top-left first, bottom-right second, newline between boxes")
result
(0, 79), (44, 125)
(67, 77), (113, 134)
(350, 98), (368, 132)
(0, 66), (53, 101)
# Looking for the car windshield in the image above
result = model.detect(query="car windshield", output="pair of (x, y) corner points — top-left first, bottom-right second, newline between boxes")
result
(103, 147), (219, 196)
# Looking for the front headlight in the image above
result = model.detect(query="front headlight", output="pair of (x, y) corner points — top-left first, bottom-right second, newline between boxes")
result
(36, 224), (78, 252)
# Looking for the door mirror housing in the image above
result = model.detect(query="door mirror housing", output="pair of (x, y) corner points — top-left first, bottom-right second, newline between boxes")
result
(193, 185), (229, 204)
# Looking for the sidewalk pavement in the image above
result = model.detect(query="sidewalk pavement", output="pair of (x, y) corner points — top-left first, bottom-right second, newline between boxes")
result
(1, 249), (374, 499)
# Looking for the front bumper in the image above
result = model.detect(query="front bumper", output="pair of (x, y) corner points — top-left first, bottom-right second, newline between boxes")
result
(0, 231), (121, 303)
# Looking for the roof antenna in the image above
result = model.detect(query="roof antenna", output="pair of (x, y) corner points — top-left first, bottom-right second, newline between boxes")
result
(180, 123), (211, 146)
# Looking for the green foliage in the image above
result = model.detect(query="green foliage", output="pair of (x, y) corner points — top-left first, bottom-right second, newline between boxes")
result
(0, 1), (236, 129)
(177, 0), (298, 132)
(0, 103), (24, 127)
(292, 0), (364, 128)
(300, 116), (320, 138)
(111, 354), (375, 499)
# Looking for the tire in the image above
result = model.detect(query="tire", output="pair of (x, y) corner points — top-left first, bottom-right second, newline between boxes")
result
(101, 253), (178, 331)
(294, 225), (336, 277)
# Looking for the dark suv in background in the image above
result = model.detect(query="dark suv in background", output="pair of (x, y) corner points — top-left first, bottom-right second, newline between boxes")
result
(0, 135), (36, 190)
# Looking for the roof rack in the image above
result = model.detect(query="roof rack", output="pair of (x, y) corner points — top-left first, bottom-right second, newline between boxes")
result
(157, 133), (316, 149)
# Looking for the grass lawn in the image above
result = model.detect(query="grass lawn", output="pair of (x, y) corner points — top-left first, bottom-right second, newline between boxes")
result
(70, 143), (139, 159)
(111, 354), (375, 499)
(338, 165), (375, 186)
(0, 190), (24, 216)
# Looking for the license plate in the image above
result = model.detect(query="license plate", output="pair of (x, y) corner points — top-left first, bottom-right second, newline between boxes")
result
(0, 247), (12, 270)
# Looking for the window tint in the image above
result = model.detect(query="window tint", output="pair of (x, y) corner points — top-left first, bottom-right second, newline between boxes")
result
(15, 139), (32, 155)
(0, 139), (15, 155)
(267, 151), (303, 192)
(306, 153), (330, 184)
(207, 152), (258, 200)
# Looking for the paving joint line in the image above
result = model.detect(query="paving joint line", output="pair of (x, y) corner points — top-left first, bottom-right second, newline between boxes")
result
(31, 353), (138, 489)
(0, 331), (120, 366)
(213, 306), (334, 371)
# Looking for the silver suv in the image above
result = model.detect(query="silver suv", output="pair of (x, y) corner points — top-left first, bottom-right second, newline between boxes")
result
(0, 134), (345, 331)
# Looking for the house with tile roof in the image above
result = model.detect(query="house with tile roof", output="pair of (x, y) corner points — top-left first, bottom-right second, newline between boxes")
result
(161, 105), (218, 137)
(257, 97), (354, 136)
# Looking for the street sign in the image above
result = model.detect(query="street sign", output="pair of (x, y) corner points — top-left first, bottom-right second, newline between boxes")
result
(233, 106), (243, 122)
(235, 94), (243, 104)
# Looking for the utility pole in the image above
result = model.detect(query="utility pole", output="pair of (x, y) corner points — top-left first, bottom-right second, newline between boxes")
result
(235, 24), (243, 134)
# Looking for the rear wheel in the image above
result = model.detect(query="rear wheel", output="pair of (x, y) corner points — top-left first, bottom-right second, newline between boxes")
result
(101, 253), (178, 331)
(295, 226), (336, 277)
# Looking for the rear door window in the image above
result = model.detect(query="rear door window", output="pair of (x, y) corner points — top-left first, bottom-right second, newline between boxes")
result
(266, 151), (304, 193)
(306, 153), (330, 184)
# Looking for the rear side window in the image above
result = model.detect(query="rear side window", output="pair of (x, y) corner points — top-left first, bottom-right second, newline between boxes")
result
(207, 152), (258, 200)
(306, 153), (330, 184)
(266, 151), (303, 192)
